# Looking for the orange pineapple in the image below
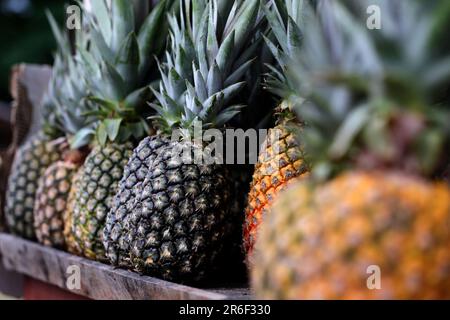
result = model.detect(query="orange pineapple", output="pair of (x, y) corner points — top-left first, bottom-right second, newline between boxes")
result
(252, 0), (450, 299)
(244, 109), (308, 260)
(243, 0), (310, 261)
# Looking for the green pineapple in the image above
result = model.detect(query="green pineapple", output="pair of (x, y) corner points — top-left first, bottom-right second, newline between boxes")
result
(103, 0), (264, 282)
(67, 0), (174, 261)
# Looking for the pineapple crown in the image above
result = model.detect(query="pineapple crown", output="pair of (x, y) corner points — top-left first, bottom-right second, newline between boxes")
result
(263, 0), (306, 100)
(263, 0), (319, 124)
(287, 0), (450, 180)
(43, 11), (95, 149)
(150, 0), (264, 137)
(75, 0), (176, 146)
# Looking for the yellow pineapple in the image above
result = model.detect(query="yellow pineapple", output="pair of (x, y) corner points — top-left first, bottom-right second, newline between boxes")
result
(244, 0), (310, 261)
(252, 0), (450, 299)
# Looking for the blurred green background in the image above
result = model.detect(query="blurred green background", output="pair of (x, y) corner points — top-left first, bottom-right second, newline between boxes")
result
(0, 0), (66, 102)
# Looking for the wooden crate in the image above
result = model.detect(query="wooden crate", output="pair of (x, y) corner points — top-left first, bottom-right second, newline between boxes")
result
(0, 233), (251, 300)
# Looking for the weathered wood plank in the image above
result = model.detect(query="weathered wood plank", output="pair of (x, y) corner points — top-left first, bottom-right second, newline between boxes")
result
(24, 277), (88, 300)
(0, 233), (250, 300)
(0, 64), (52, 231)
(0, 254), (23, 298)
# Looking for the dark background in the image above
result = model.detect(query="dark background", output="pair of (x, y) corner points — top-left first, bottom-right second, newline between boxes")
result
(0, 0), (66, 102)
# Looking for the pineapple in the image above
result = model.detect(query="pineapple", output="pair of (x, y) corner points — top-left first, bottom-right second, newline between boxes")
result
(3, 12), (76, 240)
(103, 0), (264, 282)
(34, 153), (84, 248)
(243, 0), (311, 262)
(252, 0), (450, 299)
(5, 133), (66, 239)
(103, 135), (171, 267)
(64, 168), (83, 255)
(66, 0), (174, 261)
(33, 12), (93, 249)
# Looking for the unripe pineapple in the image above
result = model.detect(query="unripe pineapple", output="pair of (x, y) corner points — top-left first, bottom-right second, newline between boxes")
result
(104, 0), (265, 282)
(244, 0), (310, 261)
(253, 0), (450, 299)
(67, 0), (175, 261)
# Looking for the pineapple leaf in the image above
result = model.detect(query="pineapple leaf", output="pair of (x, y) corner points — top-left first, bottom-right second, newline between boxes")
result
(137, 0), (167, 74)
(70, 127), (95, 150)
(104, 118), (123, 141)
(97, 121), (108, 146)
(46, 10), (70, 56)
(85, 14), (115, 65)
(111, 0), (135, 52)
(232, 0), (260, 55)
(225, 58), (255, 87)
(103, 61), (126, 100)
(90, 0), (112, 45)
(207, 62), (222, 97)
(214, 105), (244, 126)
(216, 30), (235, 74)
(115, 31), (140, 87)
(287, 16), (303, 57)
(124, 86), (153, 110)
(87, 97), (117, 114)
(193, 66), (208, 102)
(329, 104), (371, 159)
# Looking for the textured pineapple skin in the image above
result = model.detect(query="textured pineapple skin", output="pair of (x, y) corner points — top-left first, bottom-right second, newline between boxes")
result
(103, 136), (171, 268)
(69, 142), (134, 261)
(64, 168), (83, 255)
(106, 141), (234, 282)
(5, 133), (66, 239)
(34, 161), (78, 248)
(244, 124), (308, 261)
(252, 171), (450, 299)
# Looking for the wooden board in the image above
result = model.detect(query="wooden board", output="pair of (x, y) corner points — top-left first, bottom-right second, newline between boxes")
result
(23, 277), (88, 300)
(0, 255), (23, 298)
(1, 64), (52, 232)
(0, 233), (251, 300)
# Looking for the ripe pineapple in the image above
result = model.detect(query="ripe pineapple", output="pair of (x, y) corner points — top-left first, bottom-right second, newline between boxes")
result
(104, 0), (264, 282)
(33, 12), (93, 249)
(67, 0), (174, 261)
(244, 0), (310, 261)
(252, 0), (450, 299)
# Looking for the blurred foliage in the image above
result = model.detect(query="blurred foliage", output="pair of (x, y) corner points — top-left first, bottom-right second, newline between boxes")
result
(0, 0), (66, 101)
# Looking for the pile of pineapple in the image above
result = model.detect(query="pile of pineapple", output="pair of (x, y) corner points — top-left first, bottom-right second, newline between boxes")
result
(3, 0), (450, 299)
